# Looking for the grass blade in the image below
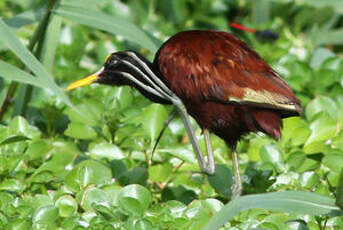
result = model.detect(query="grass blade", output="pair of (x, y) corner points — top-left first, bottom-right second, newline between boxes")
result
(3, 9), (44, 30)
(203, 191), (341, 230)
(0, 61), (45, 88)
(0, 19), (70, 106)
(41, 16), (62, 71)
(53, 4), (161, 53)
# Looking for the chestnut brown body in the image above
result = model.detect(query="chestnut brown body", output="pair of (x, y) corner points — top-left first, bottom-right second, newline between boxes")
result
(154, 30), (301, 147)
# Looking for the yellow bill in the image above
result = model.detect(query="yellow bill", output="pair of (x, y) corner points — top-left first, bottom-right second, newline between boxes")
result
(67, 67), (103, 91)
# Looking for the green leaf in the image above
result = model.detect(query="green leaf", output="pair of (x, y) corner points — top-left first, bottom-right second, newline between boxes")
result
(310, 48), (335, 69)
(118, 167), (148, 186)
(260, 144), (285, 171)
(304, 114), (337, 153)
(55, 195), (78, 217)
(77, 160), (112, 187)
(142, 104), (168, 143)
(88, 142), (124, 160)
(3, 9), (44, 29)
(0, 179), (25, 193)
(32, 205), (58, 223)
(0, 19), (70, 106)
(286, 151), (306, 172)
(25, 140), (52, 161)
(305, 96), (338, 121)
(316, 29), (343, 46)
(81, 187), (109, 211)
(118, 184), (152, 216)
(64, 122), (97, 140)
(208, 164), (233, 198)
(41, 16), (62, 71)
(203, 191), (341, 230)
(53, 4), (161, 53)
(0, 135), (30, 146)
(323, 150), (343, 173)
(299, 171), (319, 188)
(135, 219), (153, 230)
(148, 163), (173, 183)
(0, 61), (45, 88)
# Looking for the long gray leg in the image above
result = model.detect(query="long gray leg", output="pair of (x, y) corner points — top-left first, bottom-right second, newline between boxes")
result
(173, 100), (215, 175)
(231, 149), (242, 199)
(203, 129), (215, 174)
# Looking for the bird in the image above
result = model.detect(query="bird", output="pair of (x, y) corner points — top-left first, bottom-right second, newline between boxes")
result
(67, 30), (302, 198)
(230, 23), (279, 41)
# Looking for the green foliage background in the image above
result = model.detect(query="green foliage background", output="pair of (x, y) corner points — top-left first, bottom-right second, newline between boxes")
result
(0, 0), (343, 229)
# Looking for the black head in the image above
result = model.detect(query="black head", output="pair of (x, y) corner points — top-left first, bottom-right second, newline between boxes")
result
(67, 51), (171, 105)
(67, 51), (145, 90)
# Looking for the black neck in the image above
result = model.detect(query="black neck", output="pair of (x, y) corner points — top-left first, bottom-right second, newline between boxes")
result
(99, 51), (172, 105)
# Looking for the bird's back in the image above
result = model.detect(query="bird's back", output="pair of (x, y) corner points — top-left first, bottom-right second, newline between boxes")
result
(154, 30), (302, 146)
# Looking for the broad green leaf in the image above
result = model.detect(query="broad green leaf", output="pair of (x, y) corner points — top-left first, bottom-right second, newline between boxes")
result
(310, 48), (335, 69)
(53, 4), (161, 53)
(203, 191), (341, 230)
(304, 114), (337, 153)
(260, 144), (285, 171)
(299, 171), (319, 188)
(149, 163), (173, 183)
(0, 179), (25, 193)
(118, 167), (148, 186)
(25, 140), (52, 161)
(286, 151), (306, 172)
(56, 195), (78, 217)
(32, 205), (58, 223)
(80, 187), (109, 211)
(208, 164), (233, 198)
(88, 142), (124, 160)
(142, 104), (168, 143)
(77, 160), (112, 187)
(305, 96), (338, 121)
(135, 219), (153, 230)
(323, 150), (343, 173)
(118, 184), (151, 216)
(64, 122), (97, 140)
(5, 219), (31, 230)
(160, 146), (197, 163)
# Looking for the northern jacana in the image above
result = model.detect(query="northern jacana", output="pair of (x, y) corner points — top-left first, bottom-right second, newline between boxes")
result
(67, 30), (302, 198)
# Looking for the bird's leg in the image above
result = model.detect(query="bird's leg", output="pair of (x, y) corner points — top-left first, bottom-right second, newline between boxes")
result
(203, 129), (215, 174)
(173, 100), (215, 175)
(231, 148), (243, 199)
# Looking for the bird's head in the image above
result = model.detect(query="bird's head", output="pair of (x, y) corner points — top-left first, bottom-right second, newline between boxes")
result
(67, 51), (142, 91)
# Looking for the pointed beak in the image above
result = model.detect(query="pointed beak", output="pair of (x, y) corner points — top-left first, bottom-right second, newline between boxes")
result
(66, 67), (104, 91)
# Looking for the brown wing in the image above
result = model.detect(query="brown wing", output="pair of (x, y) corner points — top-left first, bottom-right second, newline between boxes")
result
(155, 30), (302, 115)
